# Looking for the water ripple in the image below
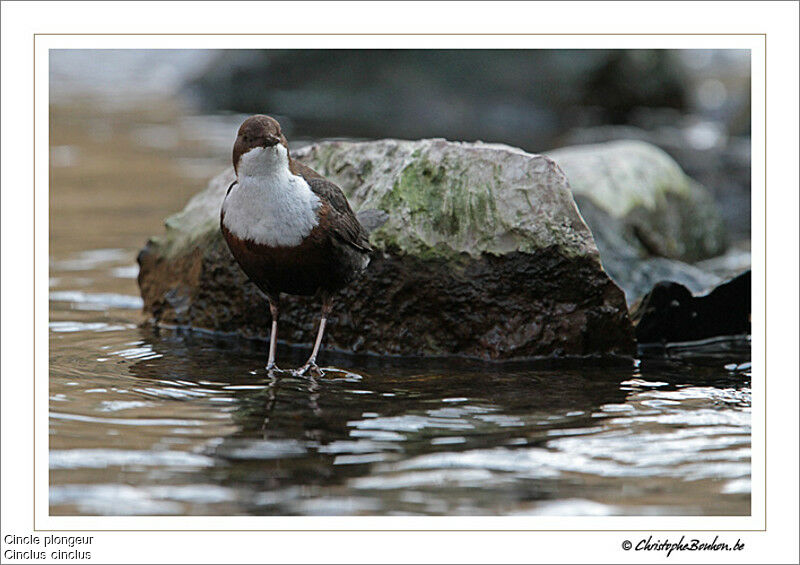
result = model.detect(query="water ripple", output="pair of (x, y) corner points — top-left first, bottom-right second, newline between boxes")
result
(352, 469), (497, 490)
(348, 414), (476, 433)
(51, 248), (130, 271)
(51, 412), (205, 427)
(50, 290), (143, 310)
(50, 449), (214, 469)
(50, 321), (137, 333)
(50, 484), (183, 515)
(214, 439), (309, 460)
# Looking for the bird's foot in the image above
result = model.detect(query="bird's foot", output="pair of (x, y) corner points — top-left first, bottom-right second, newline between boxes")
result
(293, 362), (323, 377)
(266, 362), (283, 376)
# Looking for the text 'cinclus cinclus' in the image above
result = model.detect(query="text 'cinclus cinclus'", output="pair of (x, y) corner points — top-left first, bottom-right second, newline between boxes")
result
(221, 115), (372, 376)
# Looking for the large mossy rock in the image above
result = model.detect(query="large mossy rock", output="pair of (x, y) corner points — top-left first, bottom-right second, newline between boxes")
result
(138, 139), (635, 360)
(546, 140), (727, 304)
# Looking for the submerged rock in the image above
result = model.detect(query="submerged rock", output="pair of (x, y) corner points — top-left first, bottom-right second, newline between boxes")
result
(547, 140), (728, 304)
(631, 270), (751, 344)
(138, 138), (635, 360)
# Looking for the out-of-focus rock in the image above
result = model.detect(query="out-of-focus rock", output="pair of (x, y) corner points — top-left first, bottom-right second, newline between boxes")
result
(694, 243), (751, 280)
(578, 50), (688, 124)
(547, 140), (726, 262)
(546, 140), (728, 304)
(561, 122), (750, 241)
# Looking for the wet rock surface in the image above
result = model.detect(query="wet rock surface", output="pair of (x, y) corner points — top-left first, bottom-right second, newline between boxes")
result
(631, 270), (751, 344)
(138, 139), (635, 360)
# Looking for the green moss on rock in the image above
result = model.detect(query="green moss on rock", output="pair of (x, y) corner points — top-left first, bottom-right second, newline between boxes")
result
(294, 139), (599, 262)
(137, 138), (636, 359)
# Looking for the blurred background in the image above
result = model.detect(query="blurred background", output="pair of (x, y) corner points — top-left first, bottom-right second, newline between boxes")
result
(50, 49), (751, 244)
(48, 50), (752, 516)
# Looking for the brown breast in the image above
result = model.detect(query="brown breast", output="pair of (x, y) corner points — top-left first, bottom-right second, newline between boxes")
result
(221, 201), (343, 297)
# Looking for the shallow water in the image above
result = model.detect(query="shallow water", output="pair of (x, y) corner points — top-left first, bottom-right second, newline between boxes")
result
(49, 98), (751, 517)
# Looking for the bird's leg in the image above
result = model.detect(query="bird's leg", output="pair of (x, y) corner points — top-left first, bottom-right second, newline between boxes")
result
(295, 294), (333, 377)
(266, 295), (281, 373)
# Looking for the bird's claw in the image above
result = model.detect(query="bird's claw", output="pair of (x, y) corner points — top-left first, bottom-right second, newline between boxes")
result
(293, 363), (323, 377)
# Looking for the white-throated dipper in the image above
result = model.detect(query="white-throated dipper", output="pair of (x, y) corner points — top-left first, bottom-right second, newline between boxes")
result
(221, 115), (372, 376)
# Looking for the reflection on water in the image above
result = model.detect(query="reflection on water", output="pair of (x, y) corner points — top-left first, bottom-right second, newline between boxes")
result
(49, 247), (751, 516)
(49, 96), (750, 517)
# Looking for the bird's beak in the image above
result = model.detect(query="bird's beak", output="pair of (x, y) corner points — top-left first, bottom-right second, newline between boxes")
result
(263, 134), (281, 147)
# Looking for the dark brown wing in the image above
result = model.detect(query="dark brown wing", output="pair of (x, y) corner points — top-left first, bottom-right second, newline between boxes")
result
(305, 177), (372, 254)
(289, 160), (324, 181)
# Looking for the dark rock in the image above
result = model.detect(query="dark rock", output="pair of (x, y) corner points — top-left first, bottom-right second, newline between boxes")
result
(631, 270), (751, 344)
(579, 50), (687, 124)
(137, 139), (635, 360)
(569, 195), (726, 305)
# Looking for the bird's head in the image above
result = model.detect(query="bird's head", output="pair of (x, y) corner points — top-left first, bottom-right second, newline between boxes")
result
(232, 115), (290, 176)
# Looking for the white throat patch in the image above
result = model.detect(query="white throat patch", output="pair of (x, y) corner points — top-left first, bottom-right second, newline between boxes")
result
(222, 144), (321, 247)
